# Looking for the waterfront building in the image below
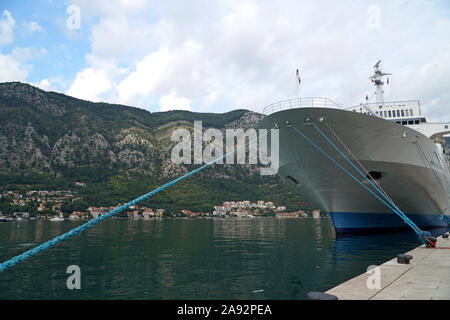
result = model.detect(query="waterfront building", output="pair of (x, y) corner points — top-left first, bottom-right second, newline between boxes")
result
(276, 211), (299, 218)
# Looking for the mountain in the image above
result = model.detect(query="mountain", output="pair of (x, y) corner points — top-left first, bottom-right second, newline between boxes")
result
(0, 82), (315, 212)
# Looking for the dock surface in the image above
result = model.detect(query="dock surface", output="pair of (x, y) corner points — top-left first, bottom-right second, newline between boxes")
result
(326, 235), (450, 300)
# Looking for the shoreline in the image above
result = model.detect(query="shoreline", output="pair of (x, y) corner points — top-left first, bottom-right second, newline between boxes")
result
(1, 215), (330, 222)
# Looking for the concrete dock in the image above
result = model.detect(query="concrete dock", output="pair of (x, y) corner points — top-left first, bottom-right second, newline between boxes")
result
(326, 235), (450, 300)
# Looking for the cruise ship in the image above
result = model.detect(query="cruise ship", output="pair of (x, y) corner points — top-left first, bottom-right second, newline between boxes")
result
(260, 61), (450, 233)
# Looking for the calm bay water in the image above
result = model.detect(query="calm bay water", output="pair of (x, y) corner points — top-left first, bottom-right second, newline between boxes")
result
(0, 217), (446, 300)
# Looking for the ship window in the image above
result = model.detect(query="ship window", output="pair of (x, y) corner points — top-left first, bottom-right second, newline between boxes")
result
(388, 110), (392, 117)
(445, 125), (448, 129)
(415, 120), (420, 124)
(402, 121), (407, 125)
(384, 111), (388, 117)
(405, 109), (409, 117)
(396, 110), (400, 117)
(401, 110), (405, 117)
(396, 121), (401, 124)
(410, 109), (414, 116)
(408, 120), (414, 125)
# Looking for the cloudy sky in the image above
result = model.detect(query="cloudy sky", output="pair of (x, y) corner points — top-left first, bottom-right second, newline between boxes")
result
(0, 0), (449, 121)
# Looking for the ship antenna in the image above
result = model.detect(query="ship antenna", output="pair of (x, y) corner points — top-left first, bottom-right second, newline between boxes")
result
(296, 69), (301, 99)
(369, 60), (392, 106)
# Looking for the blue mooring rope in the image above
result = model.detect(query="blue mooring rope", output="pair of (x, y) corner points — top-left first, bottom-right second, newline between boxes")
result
(289, 122), (435, 246)
(0, 130), (269, 273)
(310, 123), (421, 232)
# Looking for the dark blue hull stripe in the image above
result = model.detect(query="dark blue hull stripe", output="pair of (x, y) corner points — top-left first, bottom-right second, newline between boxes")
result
(328, 212), (450, 233)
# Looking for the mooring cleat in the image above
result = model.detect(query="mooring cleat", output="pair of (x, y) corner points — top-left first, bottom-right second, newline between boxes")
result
(424, 235), (437, 248)
(303, 118), (313, 125)
(397, 254), (413, 264)
(306, 292), (338, 300)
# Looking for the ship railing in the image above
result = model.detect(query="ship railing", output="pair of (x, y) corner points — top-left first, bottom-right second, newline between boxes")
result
(353, 100), (420, 110)
(262, 97), (342, 115)
(346, 100), (422, 117)
(343, 103), (379, 117)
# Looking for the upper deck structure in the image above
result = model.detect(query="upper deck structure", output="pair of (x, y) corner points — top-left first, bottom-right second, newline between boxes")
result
(263, 61), (450, 139)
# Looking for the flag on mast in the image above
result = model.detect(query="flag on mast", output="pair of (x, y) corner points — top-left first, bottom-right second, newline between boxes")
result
(296, 69), (301, 84)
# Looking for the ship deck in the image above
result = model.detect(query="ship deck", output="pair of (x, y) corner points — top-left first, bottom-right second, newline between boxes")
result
(325, 234), (450, 299)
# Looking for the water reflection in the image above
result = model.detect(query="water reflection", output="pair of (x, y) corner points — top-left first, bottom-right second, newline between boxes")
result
(213, 218), (286, 242)
(0, 219), (447, 300)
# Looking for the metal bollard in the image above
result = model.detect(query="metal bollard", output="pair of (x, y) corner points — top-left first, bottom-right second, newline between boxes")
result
(306, 292), (338, 300)
(397, 254), (413, 264)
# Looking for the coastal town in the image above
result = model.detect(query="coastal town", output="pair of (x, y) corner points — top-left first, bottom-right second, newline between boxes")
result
(0, 189), (322, 222)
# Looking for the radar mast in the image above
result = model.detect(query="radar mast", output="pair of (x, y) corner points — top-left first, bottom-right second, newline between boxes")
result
(369, 60), (392, 105)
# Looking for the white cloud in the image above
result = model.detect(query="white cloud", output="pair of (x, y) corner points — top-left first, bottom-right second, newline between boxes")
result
(34, 79), (52, 90)
(90, 16), (153, 60)
(0, 11), (49, 84)
(0, 46), (48, 84)
(0, 10), (15, 46)
(27, 21), (44, 34)
(64, 0), (450, 121)
(11, 46), (47, 61)
(71, 0), (151, 17)
(159, 91), (191, 111)
(389, 50), (450, 122)
(32, 77), (66, 92)
(116, 41), (204, 106)
(67, 68), (113, 102)
(0, 53), (28, 82)
(116, 48), (172, 105)
(85, 54), (129, 79)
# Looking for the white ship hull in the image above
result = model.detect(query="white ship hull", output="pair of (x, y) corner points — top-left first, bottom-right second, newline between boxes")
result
(260, 107), (450, 233)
